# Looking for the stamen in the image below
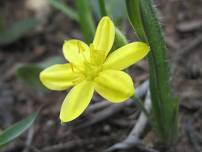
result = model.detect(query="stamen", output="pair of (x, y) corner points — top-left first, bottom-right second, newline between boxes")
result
(72, 76), (85, 85)
(70, 63), (75, 72)
(89, 43), (105, 65)
(77, 41), (85, 53)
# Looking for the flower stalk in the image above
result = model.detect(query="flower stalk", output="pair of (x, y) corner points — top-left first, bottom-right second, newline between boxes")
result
(126, 0), (179, 146)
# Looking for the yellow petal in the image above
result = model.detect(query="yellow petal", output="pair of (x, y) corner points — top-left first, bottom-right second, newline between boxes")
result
(60, 81), (94, 122)
(63, 40), (90, 65)
(93, 16), (115, 56)
(103, 42), (150, 70)
(94, 70), (134, 103)
(40, 64), (83, 90)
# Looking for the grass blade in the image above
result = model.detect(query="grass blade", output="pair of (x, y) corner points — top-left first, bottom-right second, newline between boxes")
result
(125, 0), (179, 145)
(125, 0), (146, 41)
(0, 112), (38, 147)
(48, 0), (79, 22)
(75, 0), (95, 43)
(0, 18), (39, 46)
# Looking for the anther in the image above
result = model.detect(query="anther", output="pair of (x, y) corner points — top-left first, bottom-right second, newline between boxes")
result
(77, 41), (85, 53)
(70, 63), (75, 72)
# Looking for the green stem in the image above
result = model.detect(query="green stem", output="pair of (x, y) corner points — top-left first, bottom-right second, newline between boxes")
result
(132, 96), (150, 120)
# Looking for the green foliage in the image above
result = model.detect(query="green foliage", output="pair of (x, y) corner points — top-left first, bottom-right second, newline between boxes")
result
(98, 0), (107, 16)
(112, 28), (128, 51)
(49, 0), (127, 45)
(48, 0), (79, 22)
(90, 0), (127, 22)
(107, 0), (127, 22)
(132, 96), (150, 119)
(49, 0), (95, 43)
(16, 56), (65, 90)
(0, 19), (39, 46)
(0, 112), (38, 148)
(75, 0), (95, 43)
(140, 0), (179, 145)
(126, 0), (179, 145)
(16, 64), (45, 90)
(40, 56), (65, 68)
(125, 0), (146, 41)
(96, 0), (128, 51)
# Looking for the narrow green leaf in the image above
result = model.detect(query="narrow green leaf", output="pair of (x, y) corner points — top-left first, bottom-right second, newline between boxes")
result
(75, 0), (95, 43)
(107, 0), (127, 22)
(125, 0), (146, 41)
(48, 0), (79, 22)
(40, 56), (65, 68)
(112, 28), (128, 51)
(90, 0), (127, 22)
(89, 0), (101, 18)
(98, 0), (107, 16)
(125, 0), (179, 145)
(0, 19), (39, 46)
(132, 96), (150, 120)
(0, 112), (38, 147)
(97, 0), (128, 50)
(16, 56), (64, 90)
(140, 1), (179, 143)
(16, 64), (46, 90)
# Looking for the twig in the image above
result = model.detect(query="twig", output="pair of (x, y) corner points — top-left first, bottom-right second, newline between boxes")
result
(87, 101), (111, 113)
(40, 136), (116, 152)
(123, 91), (152, 145)
(177, 20), (202, 32)
(165, 37), (180, 51)
(25, 145), (41, 152)
(41, 140), (83, 152)
(185, 124), (202, 152)
(76, 80), (149, 129)
(12, 140), (41, 152)
(174, 34), (202, 64)
(23, 126), (35, 152)
(185, 110), (202, 152)
(106, 91), (155, 152)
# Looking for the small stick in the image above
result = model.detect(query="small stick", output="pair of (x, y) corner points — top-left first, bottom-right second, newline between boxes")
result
(185, 110), (202, 152)
(41, 140), (83, 152)
(106, 91), (155, 152)
(40, 136), (116, 152)
(22, 126), (35, 152)
(87, 101), (111, 113)
(174, 34), (202, 64)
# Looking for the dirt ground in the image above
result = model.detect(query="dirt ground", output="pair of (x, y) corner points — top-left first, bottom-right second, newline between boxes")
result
(0, 0), (202, 152)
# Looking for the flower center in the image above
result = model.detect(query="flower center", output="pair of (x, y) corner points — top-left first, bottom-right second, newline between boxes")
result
(83, 63), (102, 80)
(89, 44), (105, 66)
(70, 43), (105, 81)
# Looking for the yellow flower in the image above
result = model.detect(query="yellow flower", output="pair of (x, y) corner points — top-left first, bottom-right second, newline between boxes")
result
(40, 16), (150, 123)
